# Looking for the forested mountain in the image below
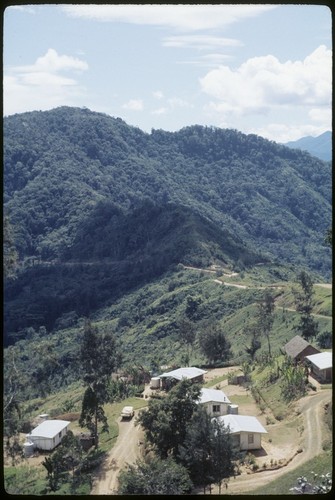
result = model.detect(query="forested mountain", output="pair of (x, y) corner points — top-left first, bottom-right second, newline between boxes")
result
(284, 131), (332, 162)
(4, 107), (331, 270)
(4, 106), (331, 345)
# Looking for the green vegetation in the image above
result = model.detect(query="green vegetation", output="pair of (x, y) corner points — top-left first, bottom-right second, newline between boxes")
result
(247, 452), (332, 495)
(4, 107), (331, 345)
(3, 106), (332, 495)
(4, 266), (331, 405)
(79, 320), (121, 448)
(136, 379), (234, 494)
(118, 457), (193, 495)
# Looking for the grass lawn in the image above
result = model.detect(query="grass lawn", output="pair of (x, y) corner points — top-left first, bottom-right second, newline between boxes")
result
(203, 374), (229, 388)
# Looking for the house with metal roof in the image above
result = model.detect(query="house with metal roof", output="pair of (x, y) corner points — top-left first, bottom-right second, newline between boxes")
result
(159, 367), (207, 390)
(305, 351), (332, 383)
(214, 414), (267, 451)
(199, 388), (231, 417)
(282, 335), (320, 363)
(27, 419), (70, 451)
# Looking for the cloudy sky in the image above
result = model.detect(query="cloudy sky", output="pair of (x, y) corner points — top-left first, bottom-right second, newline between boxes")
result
(3, 4), (332, 142)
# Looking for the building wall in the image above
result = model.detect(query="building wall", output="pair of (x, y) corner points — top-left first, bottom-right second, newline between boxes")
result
(203, 401), (230, 417)
(297, 346), (320, 362)
(30, 426), (69, 450)
(239, 432), (262, 451)
(312, 365), (332, 383)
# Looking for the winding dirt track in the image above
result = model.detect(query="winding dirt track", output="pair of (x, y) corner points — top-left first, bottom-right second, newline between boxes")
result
(213, 389), (331, 495)
(91, 389), (331, 495)
(91, 411), (144, 495)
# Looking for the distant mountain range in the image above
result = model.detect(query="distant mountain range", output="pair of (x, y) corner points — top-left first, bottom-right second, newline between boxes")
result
(283, 131), (332, 162)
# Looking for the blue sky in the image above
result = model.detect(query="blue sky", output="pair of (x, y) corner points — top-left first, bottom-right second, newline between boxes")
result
(3, 4), (332, 142)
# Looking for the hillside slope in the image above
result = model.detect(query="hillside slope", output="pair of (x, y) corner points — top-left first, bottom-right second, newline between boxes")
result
(4, 107), (331, 278)
(4, 203), (262, 343)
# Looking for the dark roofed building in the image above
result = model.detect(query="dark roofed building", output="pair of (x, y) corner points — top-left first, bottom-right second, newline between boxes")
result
(283, 335), (320, 363)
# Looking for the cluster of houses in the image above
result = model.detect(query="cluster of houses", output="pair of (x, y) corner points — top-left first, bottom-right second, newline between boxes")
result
(151, 366), (268, 451)
(24, 335), (331, 456)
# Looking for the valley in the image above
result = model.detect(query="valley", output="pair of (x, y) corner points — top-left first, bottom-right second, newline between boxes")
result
(3, 106), (332, 495)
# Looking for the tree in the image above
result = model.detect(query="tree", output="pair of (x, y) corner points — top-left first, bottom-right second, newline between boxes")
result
(324, 227), (332, 247)
(211, 417), (234, 493)
(179, 408), (234, 494)
(79, 319), (122, 448)
(256, 289), (275, 358)
(293, 271), (319, 341)
(42, 431), (84, 492)
(280, 356), (307, 401)
(3, 346), (26, 465)
(316, 330), (332, 349)
(118, 456), (192, 495)
(137, 379), (201, 458)
(178, 317), (196, 366)
(178, 407), (213, 493)
(198, 322), (231, 365)
(244, 321), (261, 361)
(185, 295), (202, 321)
(3, 215), (18, 279)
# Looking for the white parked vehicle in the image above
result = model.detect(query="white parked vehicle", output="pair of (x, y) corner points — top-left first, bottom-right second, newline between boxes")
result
(121, 406), (134, 420)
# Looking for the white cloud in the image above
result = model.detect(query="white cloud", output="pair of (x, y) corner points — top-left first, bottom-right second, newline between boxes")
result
(62, 4), (277, 31)
(308, 107), (332, 124)
(151, 107), (168, 115)
(163, 35), (242, 50)
(3, 49), (89, 116)
(122, 99), (144, 111)
(153, 90), (164, 100)
(15, 48), (89, 73)
(151, 96), (193, 116)
(200, 45), (332, 117)
(167, 97), (192, 109)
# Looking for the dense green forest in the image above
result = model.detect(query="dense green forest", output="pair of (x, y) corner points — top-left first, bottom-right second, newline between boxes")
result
(4, 107), (331, 273)
(3, 106), (332, 397)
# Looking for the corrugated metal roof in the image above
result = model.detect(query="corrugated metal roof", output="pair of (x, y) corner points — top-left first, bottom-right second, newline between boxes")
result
(306, 351), (332, 370)
(159, 366), (207, 380)
(199, 388), (231, 404)
(215, 415), (267, 434)
(30, 420), (70, 439)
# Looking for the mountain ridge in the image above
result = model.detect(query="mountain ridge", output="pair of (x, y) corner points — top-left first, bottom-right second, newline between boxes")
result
(283, 131), (331, 161)
(4, 106), (331, 278)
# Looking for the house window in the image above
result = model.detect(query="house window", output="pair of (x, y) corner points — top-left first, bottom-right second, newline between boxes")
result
(59, 432), (62, 438)
(212, 405), (220, 413)
(248, 434), (254, 444)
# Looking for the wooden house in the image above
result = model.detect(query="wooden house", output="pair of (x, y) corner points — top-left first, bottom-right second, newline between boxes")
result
(282, 335), (320, 363)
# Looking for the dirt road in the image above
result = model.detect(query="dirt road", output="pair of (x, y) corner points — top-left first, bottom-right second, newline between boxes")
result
(90, 365), (331, 495)
(210, 389), (331, 495)
(91, 411), (145, 495)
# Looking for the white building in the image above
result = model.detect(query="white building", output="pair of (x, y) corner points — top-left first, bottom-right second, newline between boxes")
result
(305, 351), (332, 383)
(214, 414), (267, 451)
(199, 388), (231, 417)
(159, 367), (207, 389)
(28, 419), (70, 451)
